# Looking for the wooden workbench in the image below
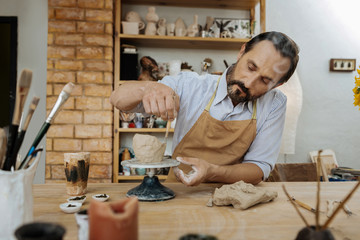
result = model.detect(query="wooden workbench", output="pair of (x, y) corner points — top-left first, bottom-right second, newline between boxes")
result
(33, 182), (360, 240)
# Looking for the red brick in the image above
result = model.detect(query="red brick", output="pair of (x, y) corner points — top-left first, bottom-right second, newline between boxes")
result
(84, 60), (112, 71)
(48, 21), (76, 33)
(77, 71), (103, 83)
(49, 9), (55, 19)
(105, 23), (113, 34)
(83, 138), (112, 151)
(50, 165), (66, 179)
(47, 84), (53, 95)
(75, 125), (102, 138)
(53, 110), (83, 124)
(46, 151), (66, 164)
(84, 34), (112, 47)
(104, 47), (112, 60)
(77, 22), (104, 33)
(85, 9), (113, 22)
(78, 0), (104, 9)
(47, 71), (76, 83)
(75, 97), (102, 110)
(103, 125), (112, 138)
(48, 33), (54, 44)
(49, 0), (76, 7)
(55, 60), (83, 70)
(89, 164), (112, 178)
(47, 125), (74, 138)
(103, 98), (112, 110)
(47, 96), (74, 110)
(104, 72), (113, 84)
(48, 46), (75, 59)
(84, 84), (112, 97)
(105, 0), (113, 9)
(55, 8), (84, 20)
(76, 47), (103, 59)
(45, 165), (51, 179)
(53, 83), (81, 95)
(46, 139), (53, 151)
(53, 138), (82, 151)
(55, 33), (83, 45)
(84, 111), (112, 124)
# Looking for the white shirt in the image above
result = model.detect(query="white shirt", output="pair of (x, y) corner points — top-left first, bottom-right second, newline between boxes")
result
(133, 70), (287, 179)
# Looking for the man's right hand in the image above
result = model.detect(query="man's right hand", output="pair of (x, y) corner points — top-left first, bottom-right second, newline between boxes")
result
(142, 82), (179, 121)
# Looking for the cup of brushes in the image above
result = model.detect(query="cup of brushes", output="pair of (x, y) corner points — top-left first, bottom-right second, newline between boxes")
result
(0, 69), (75, 238)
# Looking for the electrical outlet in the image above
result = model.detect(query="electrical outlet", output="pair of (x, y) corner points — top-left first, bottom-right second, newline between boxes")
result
(330, 58), (356, 72)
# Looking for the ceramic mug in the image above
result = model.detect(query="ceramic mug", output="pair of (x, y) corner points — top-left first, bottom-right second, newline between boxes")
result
(122, 21), (139, 35)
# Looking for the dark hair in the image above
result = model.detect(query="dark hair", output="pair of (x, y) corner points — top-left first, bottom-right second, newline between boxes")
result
(244, 31), (299, 84)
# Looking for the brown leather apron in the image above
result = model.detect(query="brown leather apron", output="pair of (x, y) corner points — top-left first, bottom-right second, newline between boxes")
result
(167, 77), (257, 182)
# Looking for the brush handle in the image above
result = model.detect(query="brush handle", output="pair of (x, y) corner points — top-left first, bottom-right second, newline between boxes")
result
(2, 124), (19, 170)
(7, 130), (26, 170)
(18, 122), (50, 170)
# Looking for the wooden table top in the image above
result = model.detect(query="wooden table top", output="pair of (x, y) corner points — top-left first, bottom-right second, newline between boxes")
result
(33, 181), (360, 240)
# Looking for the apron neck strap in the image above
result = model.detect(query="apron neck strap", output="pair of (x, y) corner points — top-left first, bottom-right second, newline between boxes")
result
(205, 77), (221, 111)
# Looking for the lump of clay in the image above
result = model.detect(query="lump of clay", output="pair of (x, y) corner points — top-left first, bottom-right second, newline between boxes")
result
(133, 134), (165, 163)
(208, 180), (277, 210)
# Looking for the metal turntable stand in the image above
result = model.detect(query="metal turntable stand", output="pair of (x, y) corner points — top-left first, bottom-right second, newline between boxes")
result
(121, 157), (180, 201)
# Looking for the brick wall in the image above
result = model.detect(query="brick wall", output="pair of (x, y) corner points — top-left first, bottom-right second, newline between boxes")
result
(47, 0), (114, 183)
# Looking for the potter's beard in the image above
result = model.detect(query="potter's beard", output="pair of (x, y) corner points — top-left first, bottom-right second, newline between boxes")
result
(226, 64), (257, 105)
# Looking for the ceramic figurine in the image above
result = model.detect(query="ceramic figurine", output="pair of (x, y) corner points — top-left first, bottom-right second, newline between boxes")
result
(138, 56), (159, 81)
(175, 17), (187, 37)
(145, 7), (159, 35)
(125, 11), (145, 32)
(187, 15), (199, 37)
(166, 23), (175, 36)
(157, 18), (167, 36)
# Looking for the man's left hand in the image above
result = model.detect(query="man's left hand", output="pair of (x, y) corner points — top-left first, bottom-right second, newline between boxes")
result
(173, 157), (212, 186)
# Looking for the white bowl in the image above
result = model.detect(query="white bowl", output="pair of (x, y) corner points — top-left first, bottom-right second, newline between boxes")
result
(67, 195), (87, 204)
(92, 194), (109, 202)
(59, 202), (82, 214)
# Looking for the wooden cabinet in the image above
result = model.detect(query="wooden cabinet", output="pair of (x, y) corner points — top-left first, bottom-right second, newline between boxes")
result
(112, 0), (266, 182)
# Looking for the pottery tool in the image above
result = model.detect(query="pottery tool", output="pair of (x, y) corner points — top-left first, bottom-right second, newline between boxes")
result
(7, 96), (40, 170)
(0, 128), (7, 169)
(18, 82), (75, 170)
(282, 185), (310, 227)
(291, 197), (316, 213)
(322, 180), (360, 230)
(3, 69), (32, 170)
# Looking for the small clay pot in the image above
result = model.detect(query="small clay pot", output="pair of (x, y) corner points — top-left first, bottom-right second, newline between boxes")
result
(15, 222), (65, 240)
(295, 226), (335, 240)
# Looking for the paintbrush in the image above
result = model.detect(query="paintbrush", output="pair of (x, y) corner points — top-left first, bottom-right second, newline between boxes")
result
(0, 128), (7, 169)
(18, 82), (75, 170)
(3, 69), (32, 170)
(7, 96), (40, 170)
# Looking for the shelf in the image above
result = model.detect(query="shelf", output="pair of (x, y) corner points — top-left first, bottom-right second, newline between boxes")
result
(122, 0), (260, 10)
(117, 175), (168, 181)
(117, 34), (249, 50)
(117, 128), (174, 133)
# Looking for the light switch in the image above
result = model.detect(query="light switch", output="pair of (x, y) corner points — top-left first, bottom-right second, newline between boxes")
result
(330, 58), (356, 72)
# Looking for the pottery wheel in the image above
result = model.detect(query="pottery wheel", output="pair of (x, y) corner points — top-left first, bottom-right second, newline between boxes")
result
(121, 157), (180, 201)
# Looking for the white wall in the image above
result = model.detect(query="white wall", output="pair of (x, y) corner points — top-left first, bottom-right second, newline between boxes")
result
(268, 0), (360, 167)
(0, 0), (48, 183)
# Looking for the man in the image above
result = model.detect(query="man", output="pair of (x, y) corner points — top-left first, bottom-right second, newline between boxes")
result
(110, 31), (299, 187)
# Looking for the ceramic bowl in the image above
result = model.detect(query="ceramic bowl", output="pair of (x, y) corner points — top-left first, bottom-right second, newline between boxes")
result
(59, 202), (82, 214)
(67, 195), (87, 204)
(92, 194), (109, 202)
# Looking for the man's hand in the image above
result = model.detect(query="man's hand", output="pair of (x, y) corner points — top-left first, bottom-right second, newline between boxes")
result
(173, 157), (213, 186)
(142, 82), (179, 121)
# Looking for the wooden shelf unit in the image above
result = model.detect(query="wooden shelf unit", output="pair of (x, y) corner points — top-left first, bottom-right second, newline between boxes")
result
(113, 0), (266, 182)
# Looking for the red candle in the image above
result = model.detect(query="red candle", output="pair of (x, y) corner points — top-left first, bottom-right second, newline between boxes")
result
(89, 197), (138, 240)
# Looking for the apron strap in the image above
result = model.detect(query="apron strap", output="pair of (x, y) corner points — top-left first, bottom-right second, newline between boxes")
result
(205, 77), (221, 111)
(251, 100), (257, 120)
